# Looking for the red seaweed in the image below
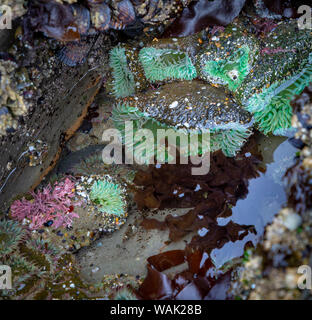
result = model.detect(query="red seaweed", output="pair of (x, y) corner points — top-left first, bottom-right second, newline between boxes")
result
(135, 137), (262, 299)
(147, 250), (186, 272)
(163, 0), (246, 37)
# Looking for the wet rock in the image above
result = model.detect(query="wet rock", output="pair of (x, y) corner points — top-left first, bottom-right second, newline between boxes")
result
(131, 80), (252, 131)
(0, 59), (28, 136)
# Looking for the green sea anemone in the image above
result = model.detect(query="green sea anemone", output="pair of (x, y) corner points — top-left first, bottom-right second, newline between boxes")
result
(109, 46), (135, 98)
(251, 97), (293, 135)
(197, 20), (260, 91)
(112, 103), (249, 159)
(210, 128), (252, 157)
(139, 47), (197, 82)
(245, 54), (312, 135)
(114, 288), (137, 300)
(21, 239), (63, 273)
(204, 45), (250, 91)
(112, 102), (148, 138)
(90, 178), (127, 216)
(0, 219), (26, 256)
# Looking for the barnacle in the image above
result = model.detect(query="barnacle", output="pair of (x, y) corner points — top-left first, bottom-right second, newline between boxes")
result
(204, 46), (250, 91)
(139, 47), (197, 82)
(0, 60), (28, 136)
(109, 46), (135, 98)
(0, 219), (26, 257)
(90, 178), (127, 216)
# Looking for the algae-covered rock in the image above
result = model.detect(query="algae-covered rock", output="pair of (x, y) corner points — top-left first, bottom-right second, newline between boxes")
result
(112, 81), (253, 158)
(197, 20), (260, 91)
(30, 175), (129, 252)
(129, 80), (252, 131)
(236, 21), (312, 135)
(0, 218), (91, 300)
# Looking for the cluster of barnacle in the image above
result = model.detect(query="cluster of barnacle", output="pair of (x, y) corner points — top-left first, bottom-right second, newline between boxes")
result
(0, 60), (28, 137)
(283, 84), (312, 216)
(291, 84), (312, 149)
(1, 0), (27, 20)
(230, 204), (311, 300)
(108, 19), (312, 159)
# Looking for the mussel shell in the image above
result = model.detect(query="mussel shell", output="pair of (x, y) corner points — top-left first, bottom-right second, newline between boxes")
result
(57, 41), (90, 67)
(90, 3), (111, 31)
(70, 4), (91, 36)
(0, 107), (10, 117)
(112, 0), (136, 29)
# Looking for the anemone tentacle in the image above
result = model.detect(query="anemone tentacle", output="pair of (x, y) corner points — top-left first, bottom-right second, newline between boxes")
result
(0, 219), (27, 257)
(112, 103), (249, 159)
(245, 54), (312, 135)
(114, 288), (137, 300)
(210, 128), (252, 157)
(139, 47), (197, 82)
(109, 46), (135, 98)
(204, 45), (250, 91)
(90, 178), (127, 216)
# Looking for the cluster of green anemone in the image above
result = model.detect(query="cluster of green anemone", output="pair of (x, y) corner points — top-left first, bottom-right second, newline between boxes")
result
(89, 177), (127, 217)
(108, 20), (312, 159)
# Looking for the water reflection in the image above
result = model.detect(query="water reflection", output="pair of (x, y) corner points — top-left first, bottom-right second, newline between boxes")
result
(211, 137), (298, 268)
(136, 135), (298, 299)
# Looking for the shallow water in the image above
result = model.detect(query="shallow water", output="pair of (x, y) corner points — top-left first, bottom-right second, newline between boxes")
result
(211, 135), (298, 268)
(77, 134), (299, 295)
